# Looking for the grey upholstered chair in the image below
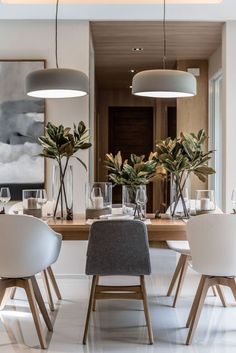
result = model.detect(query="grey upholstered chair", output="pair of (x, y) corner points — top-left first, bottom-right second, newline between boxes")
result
(83, 219), (153, 345)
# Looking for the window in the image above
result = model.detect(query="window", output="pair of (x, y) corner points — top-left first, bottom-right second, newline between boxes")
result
(209, 71), (223, 208)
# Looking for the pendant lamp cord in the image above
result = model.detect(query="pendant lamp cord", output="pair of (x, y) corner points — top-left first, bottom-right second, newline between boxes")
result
(55, 0), (59, 69)
(162, 0), (167, 69)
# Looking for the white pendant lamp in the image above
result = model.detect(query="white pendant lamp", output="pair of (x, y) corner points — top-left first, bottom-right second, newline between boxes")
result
(25, 0), (89, 99)
(132, 0), (196, 98)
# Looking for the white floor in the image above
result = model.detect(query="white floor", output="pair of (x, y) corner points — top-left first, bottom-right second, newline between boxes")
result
(1, 249), (236, 353)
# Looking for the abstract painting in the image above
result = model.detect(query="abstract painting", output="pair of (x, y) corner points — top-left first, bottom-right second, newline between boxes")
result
(0, 60), (45, 199)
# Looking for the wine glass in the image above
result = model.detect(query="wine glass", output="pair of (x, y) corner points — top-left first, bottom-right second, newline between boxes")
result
(0, 187), (11, 214)
(36, 189), (48, 218)
(231, 189), (236, 213)
(37, 189), (47, 207)
(135, 187), (148, 220)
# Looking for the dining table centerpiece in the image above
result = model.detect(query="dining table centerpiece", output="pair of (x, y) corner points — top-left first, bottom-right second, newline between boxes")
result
(38, 121), (92, 220)
(105, 151), (165, 219)
(154, 129), (215, 218)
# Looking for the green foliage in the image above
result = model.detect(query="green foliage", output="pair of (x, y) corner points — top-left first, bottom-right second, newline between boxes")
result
(155, 129), (215, 182)
(38, 121), (92, 169)
(105, 151), (165, 187)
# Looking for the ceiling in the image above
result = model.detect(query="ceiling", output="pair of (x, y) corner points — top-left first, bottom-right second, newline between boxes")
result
(0, 0), (236, 20)
(2, 0), (223, 3)
(91, 21), (222, 89)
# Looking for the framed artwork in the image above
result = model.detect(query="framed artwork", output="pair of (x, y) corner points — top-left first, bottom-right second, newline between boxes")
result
(0, 60), (45, 200)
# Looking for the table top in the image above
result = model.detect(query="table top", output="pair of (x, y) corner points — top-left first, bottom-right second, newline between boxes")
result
(48, 214), (187, 242)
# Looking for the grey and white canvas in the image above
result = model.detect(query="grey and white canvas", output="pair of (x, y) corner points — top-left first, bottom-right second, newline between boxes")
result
(0, 61), (45, 199)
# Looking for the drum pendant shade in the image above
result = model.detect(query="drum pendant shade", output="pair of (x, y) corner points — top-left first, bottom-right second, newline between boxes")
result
(26, 68), (89, 98)
(132, 69), (197, 98)
(132, 0), (197, 99)
(25, 0), (89, 99)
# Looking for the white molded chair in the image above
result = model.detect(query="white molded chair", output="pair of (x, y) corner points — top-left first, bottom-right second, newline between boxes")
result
(9, 202), (62, 311)
(186, 214), (236, 344)
(0, 215), (62, 348)
(166, 203), (223, 307)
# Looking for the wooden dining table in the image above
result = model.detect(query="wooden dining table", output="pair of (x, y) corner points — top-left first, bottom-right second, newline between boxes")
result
(48, 214), (187, 245)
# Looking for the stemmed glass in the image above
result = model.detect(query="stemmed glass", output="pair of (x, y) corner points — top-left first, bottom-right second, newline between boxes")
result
(0, 187), (11, 214)
(37, 189), (48, 208)
(37, 189), (48, 218)
(135, 187), (148, 220)
(231, 189), (236, 213)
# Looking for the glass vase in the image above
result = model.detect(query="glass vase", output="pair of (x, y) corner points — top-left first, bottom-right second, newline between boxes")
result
(122, 185), (147, 220)
(52, 164), (73, 220)
(170, 172), (191, 219)
(22, 189), (42, 218)
(196, 190), (216, 215)
(85, 182), (112, 219)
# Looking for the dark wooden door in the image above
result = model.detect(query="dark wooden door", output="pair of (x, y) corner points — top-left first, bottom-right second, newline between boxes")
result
(108, 106), (154, 212)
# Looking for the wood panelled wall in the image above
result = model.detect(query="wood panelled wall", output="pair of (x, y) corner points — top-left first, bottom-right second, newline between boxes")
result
(96, 89), (172, 210)
(177, 59), (209, 194)
(97, 89), (154, 180)
(96, 59), (209, 210)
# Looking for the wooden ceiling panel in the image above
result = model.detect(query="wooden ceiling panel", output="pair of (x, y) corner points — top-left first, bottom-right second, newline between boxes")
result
(91, 21), (223, 89)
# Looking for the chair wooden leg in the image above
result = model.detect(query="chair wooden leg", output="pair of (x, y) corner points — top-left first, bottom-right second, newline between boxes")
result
(42, 270), (55, 312)
(186, 275), (205, 328)
(228, 278), (236, 301)
(31, 276), (53, 332)
(47, 266), (62, 300)
(186, 275), (209, 345)
(140, 275), (154, 345)
(216, 285), (227, 307)
(0, 286), (10, 310)
(211, 286), (217, 296)
(92, 276), (99, 312)
(83, 275), (98, 345)
(167, 254), (185, 296)
(21, 278), (47, 349)
(10, 287), (17, 300)
(172, 255), (189, 307)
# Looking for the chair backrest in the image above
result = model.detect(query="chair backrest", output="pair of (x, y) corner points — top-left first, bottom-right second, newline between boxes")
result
(187, 214), (236, 276)
(86, 220), (151, 276)
(0, 215), (62, 278)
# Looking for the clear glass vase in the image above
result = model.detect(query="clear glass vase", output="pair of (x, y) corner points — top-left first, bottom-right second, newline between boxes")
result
(22, 189), (42, 218)
(170, 172), (191, 219)
(196, 190), (216, 215)
(122, 185), (147, 220)
(52, 164), (73, 220)
(85, 182), (112, 219)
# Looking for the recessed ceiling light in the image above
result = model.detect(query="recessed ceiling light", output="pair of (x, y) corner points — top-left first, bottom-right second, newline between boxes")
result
(130, 69), (135, 73)
(129, 85), (133, 89)
(132, 48), (143, 52)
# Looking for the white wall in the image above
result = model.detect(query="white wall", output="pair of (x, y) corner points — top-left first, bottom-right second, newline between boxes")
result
(0, 20), (92, 275)
(89, 32), (95, 183)
(209, 46), (222, 79)
(222, 21), (236, 212)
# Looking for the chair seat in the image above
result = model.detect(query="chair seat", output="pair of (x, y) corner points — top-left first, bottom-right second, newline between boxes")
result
(167, 240), (190, 255)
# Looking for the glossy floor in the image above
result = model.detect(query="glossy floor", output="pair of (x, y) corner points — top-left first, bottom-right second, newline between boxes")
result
(1, 248), (236, 352)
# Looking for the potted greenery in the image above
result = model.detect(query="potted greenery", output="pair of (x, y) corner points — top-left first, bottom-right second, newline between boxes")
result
(105, 151), (164, 218)
(154, 129), (215, 218)
(39, 121), (92, 220)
